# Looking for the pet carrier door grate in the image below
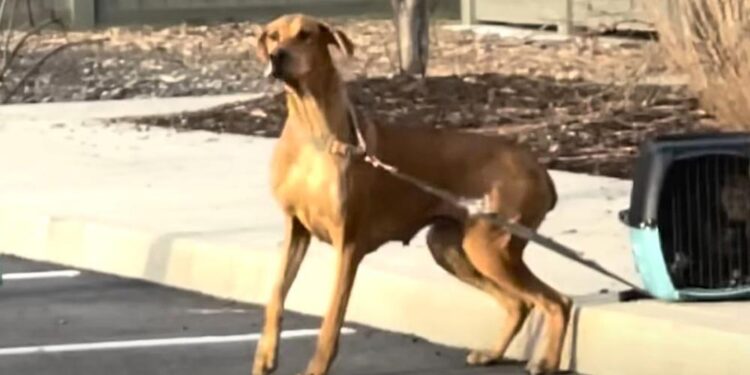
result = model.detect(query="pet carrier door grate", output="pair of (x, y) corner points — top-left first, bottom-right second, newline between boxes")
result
(621, 132), (750, 301)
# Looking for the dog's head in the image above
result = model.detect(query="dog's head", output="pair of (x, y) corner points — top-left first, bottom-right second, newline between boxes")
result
(254, 14), (354, 83)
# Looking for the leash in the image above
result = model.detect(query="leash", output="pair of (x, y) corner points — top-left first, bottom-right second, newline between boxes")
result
(342, 105), (647, 295)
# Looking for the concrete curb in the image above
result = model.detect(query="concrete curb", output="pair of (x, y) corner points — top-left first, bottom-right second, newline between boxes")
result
(3, 206), (750, 375)
(573, 302), (750, 375)
(0, 206), (551, 359)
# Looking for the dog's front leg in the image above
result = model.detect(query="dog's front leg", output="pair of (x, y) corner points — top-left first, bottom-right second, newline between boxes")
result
(302, 242), (365, 375)
(253, 216), (311, 375)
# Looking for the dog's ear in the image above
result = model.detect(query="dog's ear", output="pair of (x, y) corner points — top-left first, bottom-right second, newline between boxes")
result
(254, 27), (269, 63)
(319, 22), (354, 57)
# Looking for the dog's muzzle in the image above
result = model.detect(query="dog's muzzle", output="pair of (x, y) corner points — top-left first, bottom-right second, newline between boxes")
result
(264, 50), (288, 79)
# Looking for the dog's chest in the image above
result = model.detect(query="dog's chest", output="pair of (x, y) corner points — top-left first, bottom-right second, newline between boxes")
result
(272, 143), (348, 243)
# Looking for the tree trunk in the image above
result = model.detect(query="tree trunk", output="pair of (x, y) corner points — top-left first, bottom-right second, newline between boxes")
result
(391, 0), (429, 77)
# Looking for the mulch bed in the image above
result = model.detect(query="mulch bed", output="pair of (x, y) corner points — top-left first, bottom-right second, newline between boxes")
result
(117, 73), (717, 179)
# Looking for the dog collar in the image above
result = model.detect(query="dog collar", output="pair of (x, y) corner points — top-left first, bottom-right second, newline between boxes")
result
(311, 135), (366, 158)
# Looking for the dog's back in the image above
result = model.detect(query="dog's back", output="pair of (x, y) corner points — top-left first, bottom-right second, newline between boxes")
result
(369, 124), (557, 216)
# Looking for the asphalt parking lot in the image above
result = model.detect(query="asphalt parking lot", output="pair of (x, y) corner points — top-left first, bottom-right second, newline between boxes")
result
(0, 255), (535, 375)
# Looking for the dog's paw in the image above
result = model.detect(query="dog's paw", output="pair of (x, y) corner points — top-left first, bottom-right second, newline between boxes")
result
(466, 350), (502, 366)
(251, 350), (277, 375)
(525, 359), (566, 375)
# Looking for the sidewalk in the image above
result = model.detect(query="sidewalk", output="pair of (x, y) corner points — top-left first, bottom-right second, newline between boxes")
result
(1, 96), (748, 375)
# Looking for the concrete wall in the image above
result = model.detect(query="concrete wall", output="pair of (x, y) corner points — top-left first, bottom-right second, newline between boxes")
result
(49, 0), (459, 29)
(462, 0), (657, 33)
(0, 0), (70, 28)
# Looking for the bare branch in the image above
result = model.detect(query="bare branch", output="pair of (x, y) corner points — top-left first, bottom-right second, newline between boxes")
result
(0, 0), (7, 62)
(2, 37), (108, 103)
(2, 0), (18, 64)
(0, 0), (8, 31)
(0, 0), (8, 26)
(0, 17), (62, 79)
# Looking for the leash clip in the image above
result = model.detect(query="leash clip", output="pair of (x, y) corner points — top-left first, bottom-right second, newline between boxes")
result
(325, 137), (366, 159)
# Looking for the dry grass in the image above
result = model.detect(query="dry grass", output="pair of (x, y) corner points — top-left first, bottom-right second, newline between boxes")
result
(651, 0), (750, 129)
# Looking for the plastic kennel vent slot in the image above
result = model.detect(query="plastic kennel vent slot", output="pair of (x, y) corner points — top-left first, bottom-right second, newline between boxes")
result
(621, 132), (750, 301)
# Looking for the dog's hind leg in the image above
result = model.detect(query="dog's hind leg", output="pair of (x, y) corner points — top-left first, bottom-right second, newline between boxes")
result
(253, 216), (311, 375)
(462, 217), (571, 375)
(426, 218), (531, 366)
(506, 257), (571, 375)
(303, 240), (365, 375)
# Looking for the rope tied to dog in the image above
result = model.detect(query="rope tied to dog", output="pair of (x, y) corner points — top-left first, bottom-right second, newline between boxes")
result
(342, 105), (647, 295)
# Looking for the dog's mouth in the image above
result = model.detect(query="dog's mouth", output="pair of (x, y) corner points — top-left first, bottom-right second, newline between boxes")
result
(263, 61), (288, 81)
(263, 61), (275, 79)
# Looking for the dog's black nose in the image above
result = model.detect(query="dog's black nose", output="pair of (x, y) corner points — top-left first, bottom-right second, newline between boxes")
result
(270, 49), (288, 66)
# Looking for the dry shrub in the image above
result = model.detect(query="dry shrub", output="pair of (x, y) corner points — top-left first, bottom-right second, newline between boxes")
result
(650, 0), (750, 129)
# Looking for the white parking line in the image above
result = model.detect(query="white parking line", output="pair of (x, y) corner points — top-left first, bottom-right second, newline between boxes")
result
(1, 270), (81, 281)
(187, 308), (249, 315)
(0, 328), (356, 356)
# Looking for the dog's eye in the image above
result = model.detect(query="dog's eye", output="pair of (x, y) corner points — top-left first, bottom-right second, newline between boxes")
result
(297, 30), (311, 41)
(268, 31), (279, 42)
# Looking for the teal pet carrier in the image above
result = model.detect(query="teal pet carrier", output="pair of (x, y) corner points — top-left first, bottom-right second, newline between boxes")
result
(620, 132), (750, 301)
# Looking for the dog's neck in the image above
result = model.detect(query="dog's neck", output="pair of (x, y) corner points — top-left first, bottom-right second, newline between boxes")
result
(284, 65), (356, 145)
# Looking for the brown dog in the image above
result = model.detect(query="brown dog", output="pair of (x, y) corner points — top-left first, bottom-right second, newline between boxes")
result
(251, 13), (571, 375)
